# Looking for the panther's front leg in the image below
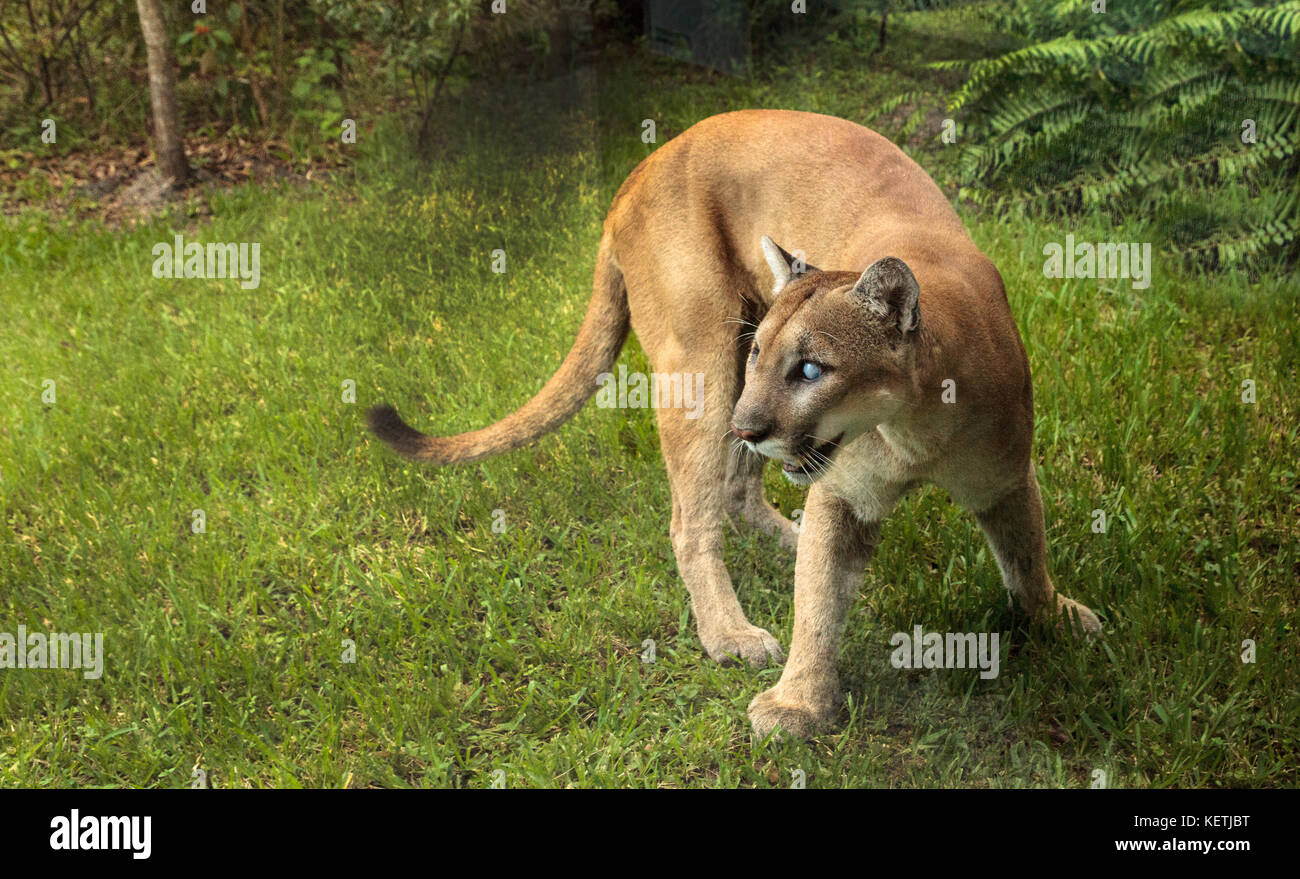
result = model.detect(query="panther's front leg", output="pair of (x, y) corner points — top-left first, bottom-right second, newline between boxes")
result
(748, 484), (882, 740)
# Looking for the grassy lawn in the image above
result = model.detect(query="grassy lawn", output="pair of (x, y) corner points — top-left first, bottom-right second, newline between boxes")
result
(3, 20), (1297, 787)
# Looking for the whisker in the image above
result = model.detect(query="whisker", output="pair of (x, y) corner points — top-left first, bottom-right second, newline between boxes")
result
(806, 449), (833, 476)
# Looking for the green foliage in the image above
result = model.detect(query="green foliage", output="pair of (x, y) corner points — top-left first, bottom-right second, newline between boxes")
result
(0, 0), (613, 150)
(0, 0), (140, 148)
(320, 0), (477, 107)
(288, 48), (345, 143)
(937, 0), (1300, 275)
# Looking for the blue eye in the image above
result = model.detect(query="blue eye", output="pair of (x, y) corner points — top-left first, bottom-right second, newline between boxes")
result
(800, 361), (823, 381)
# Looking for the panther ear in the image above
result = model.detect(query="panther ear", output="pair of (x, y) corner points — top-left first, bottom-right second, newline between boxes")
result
(761, 236), (819, 294)
(852, 256), (920, 334)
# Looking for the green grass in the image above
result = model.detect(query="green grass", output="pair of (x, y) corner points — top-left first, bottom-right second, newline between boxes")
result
(2, 29), (1297, 787)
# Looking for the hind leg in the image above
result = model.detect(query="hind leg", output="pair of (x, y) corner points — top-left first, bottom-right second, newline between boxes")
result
(972, 463), (1101, 635)
(622, 244), (784, 665)
(725, 447), (799, 553)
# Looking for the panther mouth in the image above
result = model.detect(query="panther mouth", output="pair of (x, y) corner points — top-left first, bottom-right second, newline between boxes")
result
(780, 433), (844, 477)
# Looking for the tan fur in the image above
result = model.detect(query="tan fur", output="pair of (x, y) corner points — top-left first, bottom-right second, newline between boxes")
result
(367, 110), (1101, 739)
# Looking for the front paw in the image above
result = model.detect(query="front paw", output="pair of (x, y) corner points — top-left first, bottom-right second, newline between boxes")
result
(747, 685), (834, 741)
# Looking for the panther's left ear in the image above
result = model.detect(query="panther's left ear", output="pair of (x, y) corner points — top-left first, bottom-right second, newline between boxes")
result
(852, 256), (920, 334)
(761, 235), (820, 294)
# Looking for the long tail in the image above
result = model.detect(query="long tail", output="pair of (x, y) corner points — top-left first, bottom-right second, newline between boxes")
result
(367, 234), (629, 464)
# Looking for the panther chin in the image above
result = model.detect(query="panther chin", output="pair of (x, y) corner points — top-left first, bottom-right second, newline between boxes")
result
(779, 433), (844, 485)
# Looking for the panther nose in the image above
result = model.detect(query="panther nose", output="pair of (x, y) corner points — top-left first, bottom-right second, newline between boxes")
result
(732, 424), (769, 443)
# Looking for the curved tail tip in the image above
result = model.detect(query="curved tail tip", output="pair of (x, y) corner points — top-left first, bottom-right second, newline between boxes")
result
(366, 404), (425, 454)
(366, 403), (400, 434)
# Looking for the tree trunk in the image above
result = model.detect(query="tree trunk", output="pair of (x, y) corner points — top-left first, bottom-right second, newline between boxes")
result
(135, 0), (188, 183)
(417, 17), (467, 157)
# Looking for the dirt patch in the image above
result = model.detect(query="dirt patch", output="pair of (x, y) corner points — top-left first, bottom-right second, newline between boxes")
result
(1, 137), (348, 227)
